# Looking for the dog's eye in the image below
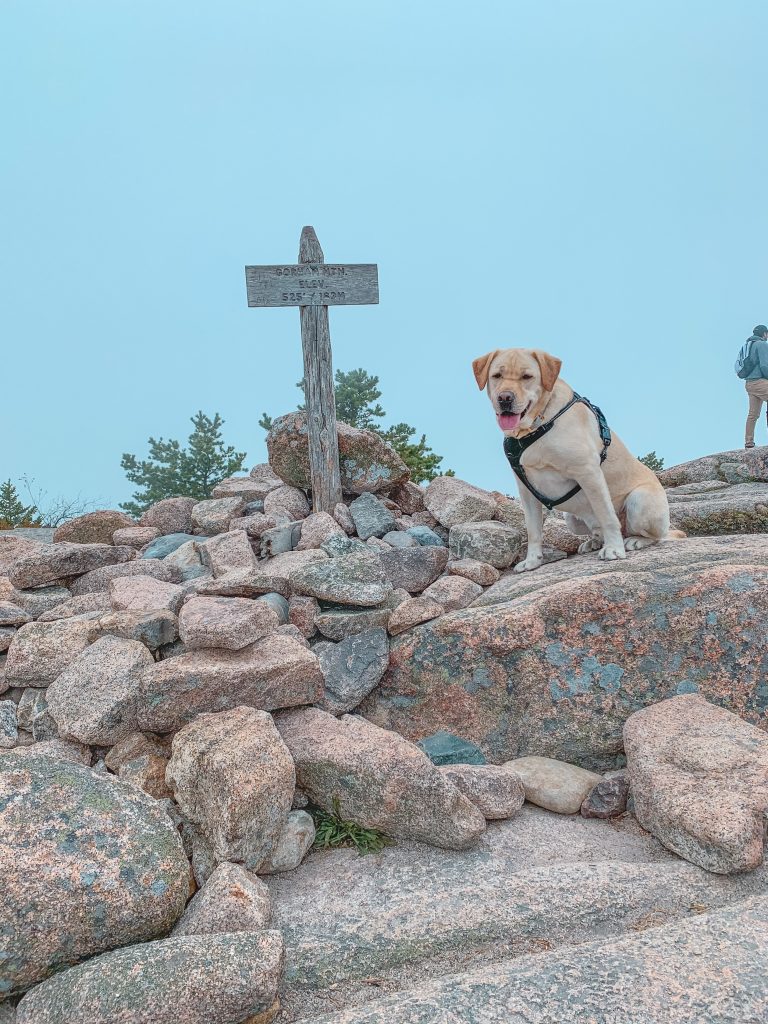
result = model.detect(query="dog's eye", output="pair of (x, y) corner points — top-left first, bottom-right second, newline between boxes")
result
(491, 372), (502, 380)
(521, 373), (533, 381)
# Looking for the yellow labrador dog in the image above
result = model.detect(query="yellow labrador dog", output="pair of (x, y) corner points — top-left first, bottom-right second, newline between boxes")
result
(473, 347), (679, 573)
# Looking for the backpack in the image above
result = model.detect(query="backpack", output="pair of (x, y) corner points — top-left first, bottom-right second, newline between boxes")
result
(735, 336), (759, 378)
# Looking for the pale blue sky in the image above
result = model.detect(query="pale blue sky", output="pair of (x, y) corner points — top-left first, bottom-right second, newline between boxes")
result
(2, 1), (767, 508)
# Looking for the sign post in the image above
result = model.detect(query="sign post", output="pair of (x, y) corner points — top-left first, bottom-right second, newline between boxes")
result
(245, 227), (379, 512)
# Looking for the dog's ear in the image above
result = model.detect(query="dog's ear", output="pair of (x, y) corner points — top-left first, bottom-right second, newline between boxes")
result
(472, 350), (499, 390)
(532, 350), (562, 393)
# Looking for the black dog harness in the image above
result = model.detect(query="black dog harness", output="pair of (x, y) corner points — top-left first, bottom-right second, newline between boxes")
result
(503, 392), (612, 510)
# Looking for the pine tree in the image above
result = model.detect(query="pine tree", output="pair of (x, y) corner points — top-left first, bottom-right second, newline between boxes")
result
(260, 368), (451, 484)
(120, 412), (246, 517)
(638, 451), (664, 472)
(0, 479), (41, 528)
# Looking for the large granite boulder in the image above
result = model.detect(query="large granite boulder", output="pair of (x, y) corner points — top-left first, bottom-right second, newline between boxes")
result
(275, 708), (486, 849)
(0, 753), (188, 997)
(267, 411), (409, 494)
(361, 536), (768, 769)
(15, 931), (284, 1024)
(659, 447), (768, 487)
(667, 481), (768, 535)
(53, 510), (135, 545)
(624, 695), (768, 873)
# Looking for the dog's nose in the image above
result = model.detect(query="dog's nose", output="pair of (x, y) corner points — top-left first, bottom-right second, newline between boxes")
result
(498, 391), (515, 405)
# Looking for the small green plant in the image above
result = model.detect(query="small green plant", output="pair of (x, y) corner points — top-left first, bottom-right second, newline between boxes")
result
(311, 798), (391, 856)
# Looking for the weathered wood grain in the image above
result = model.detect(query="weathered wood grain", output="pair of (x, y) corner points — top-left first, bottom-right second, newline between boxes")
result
(298, 226), (343, 512)
(245, 263), (378, 307)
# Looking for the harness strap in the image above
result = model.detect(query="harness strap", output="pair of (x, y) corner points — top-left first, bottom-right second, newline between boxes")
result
(503, 392), (612, 511)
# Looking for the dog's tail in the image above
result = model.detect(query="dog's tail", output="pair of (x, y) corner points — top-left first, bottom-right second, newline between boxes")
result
(664, 529), (687, 541)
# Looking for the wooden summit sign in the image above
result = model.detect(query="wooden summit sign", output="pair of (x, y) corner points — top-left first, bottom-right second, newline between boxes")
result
(245, 227), (379, 512)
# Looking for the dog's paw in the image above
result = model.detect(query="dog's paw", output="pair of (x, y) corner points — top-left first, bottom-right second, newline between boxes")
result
(599, 543), (627, 561)
(624, 536), (657, 551)
(578, 538), (601, 554)
(514, 555), (544, 574)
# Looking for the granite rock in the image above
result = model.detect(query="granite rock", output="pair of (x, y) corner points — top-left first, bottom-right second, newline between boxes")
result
(439, 763), (525, 820)
(45, 635), (154, 745)
(315, 628), (390, 714)
(167, 706), (295, 869)
(179, 595), (280, 650)
(258, 810), (316, 874)
(138, 633), (323, 732)
(275, 708), (486, 849)
(15, 931), (285, 1024)
(109, 574), (185, 615)
(290, 550), (390, 607)
(191, 497), (246, 535)
(53, 510), (135, 546)
(267, 412), (409, 494)
(0, 753), (188, 996)
(349, 493), (397, 540)
(172, 861), (272, 936)
(9, 543), (136, 589)
(448, 520), (523, 569)
(424, 476), (497, 527)
(69, 558), (182, 597)
(624, 694), (768, 873)
(139, 497), (197, 535)
(5, 619), (96, 688)
(378, 546), (448, 593)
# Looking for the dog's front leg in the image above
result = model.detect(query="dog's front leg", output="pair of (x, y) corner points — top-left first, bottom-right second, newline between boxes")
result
(513, 485), (545, 573)
(576, 468), (626, 561)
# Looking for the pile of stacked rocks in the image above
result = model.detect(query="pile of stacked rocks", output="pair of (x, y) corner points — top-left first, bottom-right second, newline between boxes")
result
(5, 418), (768, 1021)
(0, 415), (591, 1021)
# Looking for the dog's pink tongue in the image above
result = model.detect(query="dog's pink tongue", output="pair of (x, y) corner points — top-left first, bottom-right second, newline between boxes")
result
(498, 413), (521, 431)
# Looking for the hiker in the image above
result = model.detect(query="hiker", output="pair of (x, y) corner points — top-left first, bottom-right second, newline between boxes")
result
(738, 325), (768, 448)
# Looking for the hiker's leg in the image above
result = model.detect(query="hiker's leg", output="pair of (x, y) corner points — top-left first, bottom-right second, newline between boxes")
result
(745, 383), (762, 445)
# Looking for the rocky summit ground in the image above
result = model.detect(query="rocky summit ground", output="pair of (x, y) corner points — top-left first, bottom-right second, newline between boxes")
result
(1, 427), (768, 1023)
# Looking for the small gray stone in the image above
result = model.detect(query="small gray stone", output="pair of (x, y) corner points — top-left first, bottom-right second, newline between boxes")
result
(316, 628), (390, 714)
(141, 533), (199, 560)
(260, 522), (301, 558)
(17, 687), (47, 732)
(581, 771), (630, 818)
(349, 493), (397, 540)
(259, 810), (316, 874)
(406, 525), (446, 547)
(9, 586), (72, 619)
(257, 592), (290, 625)
(382, 531), (417, 548)
(0, 700), (18, 747)
(321, 534), (369, 557)
(424, 476), (498, 527)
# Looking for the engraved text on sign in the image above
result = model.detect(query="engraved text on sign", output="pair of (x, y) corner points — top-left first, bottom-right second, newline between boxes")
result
(245, 263), (379, 307)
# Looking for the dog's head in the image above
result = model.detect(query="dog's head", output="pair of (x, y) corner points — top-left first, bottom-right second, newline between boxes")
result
(472, 347), (562, 435)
